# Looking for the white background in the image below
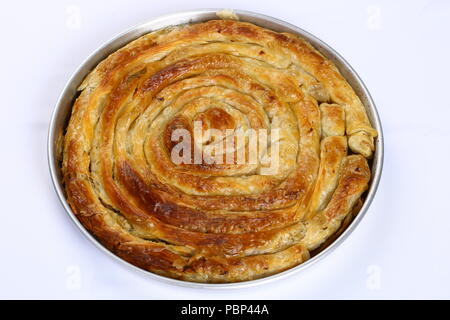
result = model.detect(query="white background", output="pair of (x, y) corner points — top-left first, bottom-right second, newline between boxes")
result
(1, 0), (449, 299)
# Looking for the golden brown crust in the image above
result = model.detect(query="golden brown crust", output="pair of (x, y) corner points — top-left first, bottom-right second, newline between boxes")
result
(62, 19), (376, 283)
(320, 103), (345, 137)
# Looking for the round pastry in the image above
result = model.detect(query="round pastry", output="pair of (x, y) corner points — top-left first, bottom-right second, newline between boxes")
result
(62, 19), (377, 283)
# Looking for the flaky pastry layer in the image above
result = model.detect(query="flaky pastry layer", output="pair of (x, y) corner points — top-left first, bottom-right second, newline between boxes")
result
(62, 19), (376, 283)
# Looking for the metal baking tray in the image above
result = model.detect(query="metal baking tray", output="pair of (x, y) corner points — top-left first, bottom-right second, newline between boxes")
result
(48, 8), (384, 288)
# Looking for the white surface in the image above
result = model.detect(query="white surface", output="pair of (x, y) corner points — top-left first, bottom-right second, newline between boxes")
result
(1, 0), (449, 299)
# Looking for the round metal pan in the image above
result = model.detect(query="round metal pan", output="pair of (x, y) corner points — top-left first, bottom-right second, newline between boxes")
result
(48, 8), (384, 289)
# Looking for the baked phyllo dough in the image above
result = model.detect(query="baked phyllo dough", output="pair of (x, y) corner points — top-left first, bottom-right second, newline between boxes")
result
(62, 19), (376, 283)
